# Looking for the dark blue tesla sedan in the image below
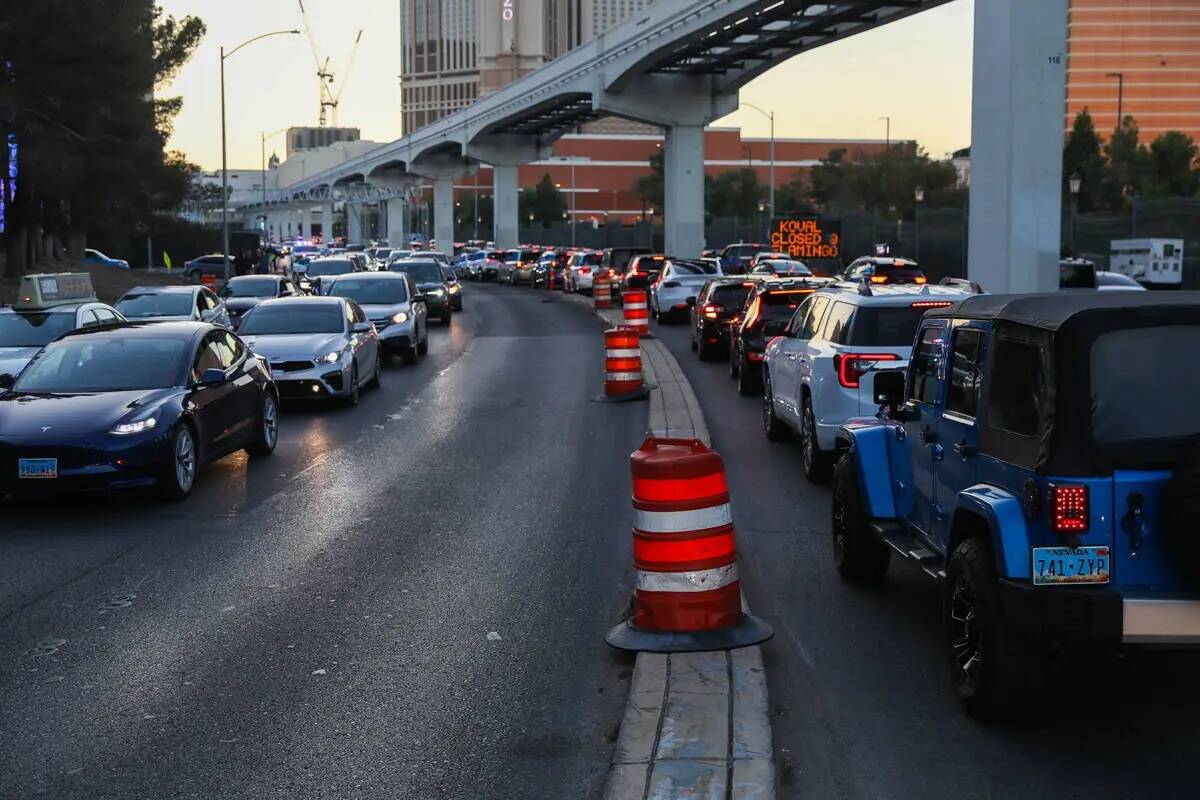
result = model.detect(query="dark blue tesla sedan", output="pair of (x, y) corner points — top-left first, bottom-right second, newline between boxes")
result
(0, 321), (279, 499)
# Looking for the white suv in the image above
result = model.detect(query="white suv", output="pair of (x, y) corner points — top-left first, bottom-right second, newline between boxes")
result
(761, 282), (976, 482)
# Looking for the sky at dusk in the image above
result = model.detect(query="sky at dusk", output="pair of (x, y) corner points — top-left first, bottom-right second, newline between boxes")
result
(159, 0), (975, 170)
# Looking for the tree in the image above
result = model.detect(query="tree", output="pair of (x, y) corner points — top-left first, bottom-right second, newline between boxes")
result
(633, 150), (664, 212)
(804, 145), (960, 218)
(1063, 109), (1105, 212)
(705, 169), (766, 220)
(1142, 131), (1200, 199)
(1099, 115), (1147, 209)
(519, 173), (566, 226)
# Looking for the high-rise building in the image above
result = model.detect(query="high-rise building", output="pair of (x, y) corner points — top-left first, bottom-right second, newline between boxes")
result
(1066, 0), (1200, 142)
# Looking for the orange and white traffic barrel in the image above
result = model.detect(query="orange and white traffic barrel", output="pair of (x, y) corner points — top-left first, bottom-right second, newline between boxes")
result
(602, 327), (646, 400)
(606, 437), (773, 652)
(594, 277), (612, 309)
(622, 290), (649, 336)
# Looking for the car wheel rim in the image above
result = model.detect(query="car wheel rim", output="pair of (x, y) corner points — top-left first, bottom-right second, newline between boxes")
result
(263, 397), (278, 447)
(950, 574), (982, 692)
(175, 430), (195, 491)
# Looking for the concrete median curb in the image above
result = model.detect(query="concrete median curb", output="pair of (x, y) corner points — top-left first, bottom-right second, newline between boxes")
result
(560, 291), (777, 799)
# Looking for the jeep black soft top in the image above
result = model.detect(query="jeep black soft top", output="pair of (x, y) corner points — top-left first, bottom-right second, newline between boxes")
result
(925, 291), (1200, 476)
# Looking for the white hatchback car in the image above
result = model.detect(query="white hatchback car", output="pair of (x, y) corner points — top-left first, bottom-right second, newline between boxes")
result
(762, 281), (976, 482)
(650, 258), (724, 322)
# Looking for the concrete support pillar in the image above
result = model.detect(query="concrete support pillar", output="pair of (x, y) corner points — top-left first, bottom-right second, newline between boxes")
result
(663, 124), (706, 258)
(493, 164), (519, 250)
(386, 198), (408, 247)
(968, 0), (1067, 293)
(321, 203), (334, 245)
(296, 209), (307, 241)
(433, 178), (455, 251)
(346, 204), (363, 244)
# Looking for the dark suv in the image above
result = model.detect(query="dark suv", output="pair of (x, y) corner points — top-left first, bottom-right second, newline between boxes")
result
(729, 278), (827, 395)
(836, 291), (1200, 720)
(689, 278), (755, 360)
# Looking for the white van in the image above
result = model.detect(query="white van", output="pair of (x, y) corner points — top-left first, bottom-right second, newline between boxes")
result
(1109, 238), (1184, 288)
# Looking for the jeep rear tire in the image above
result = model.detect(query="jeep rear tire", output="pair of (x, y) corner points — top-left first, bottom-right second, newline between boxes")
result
(831, 454), (889, 585)
(946, 537), (1047, 722)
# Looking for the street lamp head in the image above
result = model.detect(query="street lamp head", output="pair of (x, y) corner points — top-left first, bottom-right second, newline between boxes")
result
(914, 186), (925, 203)
(1069, 173), (1083, 195)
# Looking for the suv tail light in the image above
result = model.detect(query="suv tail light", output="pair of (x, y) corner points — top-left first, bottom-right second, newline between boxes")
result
(579, 267), (591, 275)
(702, 303), (723, 319)
(1051, 485), (1089, 533)
(834, 353), (900, 388)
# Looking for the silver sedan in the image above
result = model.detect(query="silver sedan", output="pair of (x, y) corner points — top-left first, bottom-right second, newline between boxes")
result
(237, 296), (381, 405)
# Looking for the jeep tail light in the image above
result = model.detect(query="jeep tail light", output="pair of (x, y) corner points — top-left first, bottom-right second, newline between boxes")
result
(702, 303), (723, 319)
(834, 353), (899, 388)
(1051, 485), (1089, 533)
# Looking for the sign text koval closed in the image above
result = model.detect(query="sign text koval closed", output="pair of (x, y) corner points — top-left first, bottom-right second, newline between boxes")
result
(769, 218), (841, 261)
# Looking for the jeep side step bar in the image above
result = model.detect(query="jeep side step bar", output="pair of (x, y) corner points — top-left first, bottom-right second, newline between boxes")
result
(870, 521), (947, 580)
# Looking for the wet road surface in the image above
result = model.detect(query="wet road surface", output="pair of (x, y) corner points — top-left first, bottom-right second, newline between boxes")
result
(1, 284), (643, 799)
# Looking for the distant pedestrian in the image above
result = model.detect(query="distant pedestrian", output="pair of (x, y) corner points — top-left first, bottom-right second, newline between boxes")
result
(257, 248), (270, 274)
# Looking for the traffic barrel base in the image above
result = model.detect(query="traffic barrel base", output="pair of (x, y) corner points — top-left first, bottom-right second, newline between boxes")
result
(605, 614), (773, 653)
(605, 437), (773, 653)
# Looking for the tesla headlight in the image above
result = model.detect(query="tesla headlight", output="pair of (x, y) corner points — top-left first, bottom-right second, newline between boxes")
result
(314, 350), (343, 365)
(391, 311), (410, 324)
(448, 283), (461, 293)
(110, 415), (157, 436)
(429, 287), (446, 296)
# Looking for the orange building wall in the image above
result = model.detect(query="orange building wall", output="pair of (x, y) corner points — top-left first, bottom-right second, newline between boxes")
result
(1066, 0), (1200, 141)
(446, 130), (893, 223)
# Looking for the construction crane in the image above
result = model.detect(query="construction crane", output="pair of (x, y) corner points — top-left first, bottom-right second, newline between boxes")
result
(296, 0), (364, 127)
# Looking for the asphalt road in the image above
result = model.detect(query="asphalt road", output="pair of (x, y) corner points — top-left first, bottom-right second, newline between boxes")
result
(650, 313), (1200, 800)
(0, 283), (643, 800)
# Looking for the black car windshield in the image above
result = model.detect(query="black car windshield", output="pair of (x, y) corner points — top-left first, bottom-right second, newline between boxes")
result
(328, 279), (408, 305)
(16, 336), (188, 392)
(0, 312), (77, 347)
(846, 306), (926, 346)
(670, 261), (720, 275)
(391, 261), (443, 283)
(220, 278), (278, 298)
(304, 259), (355, 277)
(116, 292), (194, 318)
(239, 305), (345, 335)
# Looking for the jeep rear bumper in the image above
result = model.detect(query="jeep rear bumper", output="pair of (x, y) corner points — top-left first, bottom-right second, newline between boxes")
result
(999, 581), (1200, 645)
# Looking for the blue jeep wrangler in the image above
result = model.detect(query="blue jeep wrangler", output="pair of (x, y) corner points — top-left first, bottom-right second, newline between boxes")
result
(833, 291), (1200, 719)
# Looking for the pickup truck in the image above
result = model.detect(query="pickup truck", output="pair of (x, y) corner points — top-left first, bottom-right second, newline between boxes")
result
(833, 291), (1200, 720)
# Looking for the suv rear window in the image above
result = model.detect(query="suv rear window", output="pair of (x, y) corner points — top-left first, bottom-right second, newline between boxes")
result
(1091, 325), (1200, 444)
(711, 284), (751, 306)
(846, 306), (927, 347)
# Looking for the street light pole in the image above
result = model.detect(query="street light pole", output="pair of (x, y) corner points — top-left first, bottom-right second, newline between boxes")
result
(1106, 72), (1124, 132)
(878, 116), (891, 151)
(570, 158), (577, 248)
(220, 29), (299, 283)
(913, 186), (925, 262)
(741, 102), (775, 221)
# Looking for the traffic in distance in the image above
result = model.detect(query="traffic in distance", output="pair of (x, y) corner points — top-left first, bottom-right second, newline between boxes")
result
(3, 233), (1198, 727)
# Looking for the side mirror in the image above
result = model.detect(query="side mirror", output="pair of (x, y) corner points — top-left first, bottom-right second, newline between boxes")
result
(199, 308), (216, 322)
(352, 321), (372, 334)
(685, 296), (696, 308)
(200, 368), (227, 386)
(0, 373), (14, 390)
(872, 370), (906, 410)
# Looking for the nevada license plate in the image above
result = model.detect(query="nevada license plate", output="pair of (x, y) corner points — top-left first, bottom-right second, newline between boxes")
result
(1032, 546), (1110, 586)
(18, 458), (58, 479)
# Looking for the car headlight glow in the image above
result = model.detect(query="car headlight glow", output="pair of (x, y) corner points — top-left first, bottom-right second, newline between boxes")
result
(314, 350), (343, 365)
(391, 311), (409, 324)
(429, 288), (446, 296)
(448, 284), (461, 293)
(110, 416), (157, 436)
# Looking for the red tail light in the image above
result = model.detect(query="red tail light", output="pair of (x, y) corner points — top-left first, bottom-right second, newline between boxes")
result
(579, 267), (591, 275)
(702, 303), (723, 319)
(834, 353), (899, 388)
(1051, 485), (1089, 533)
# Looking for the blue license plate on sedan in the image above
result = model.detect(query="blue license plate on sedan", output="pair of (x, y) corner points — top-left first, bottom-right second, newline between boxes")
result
(18, 458), (58, 479)
(1032, 546), (1110, 586)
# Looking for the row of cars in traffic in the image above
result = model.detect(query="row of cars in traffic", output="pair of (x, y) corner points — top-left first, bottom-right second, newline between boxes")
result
(603, 248), (1198, 723)
(0, 250), (469, 500)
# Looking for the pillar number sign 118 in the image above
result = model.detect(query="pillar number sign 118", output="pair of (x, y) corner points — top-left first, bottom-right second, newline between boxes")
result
(502, 0), (513, 21)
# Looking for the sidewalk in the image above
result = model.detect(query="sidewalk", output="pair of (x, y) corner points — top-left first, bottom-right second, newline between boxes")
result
(561, 291), (776, 800)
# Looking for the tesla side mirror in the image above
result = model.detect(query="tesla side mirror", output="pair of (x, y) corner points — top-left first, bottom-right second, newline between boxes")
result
(873, 370), (906, 411)
(686, 297), (696, 308)
(200, 368), (227, 386)
(352, 321), (372, 334)
(0, 373), (14, 390)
